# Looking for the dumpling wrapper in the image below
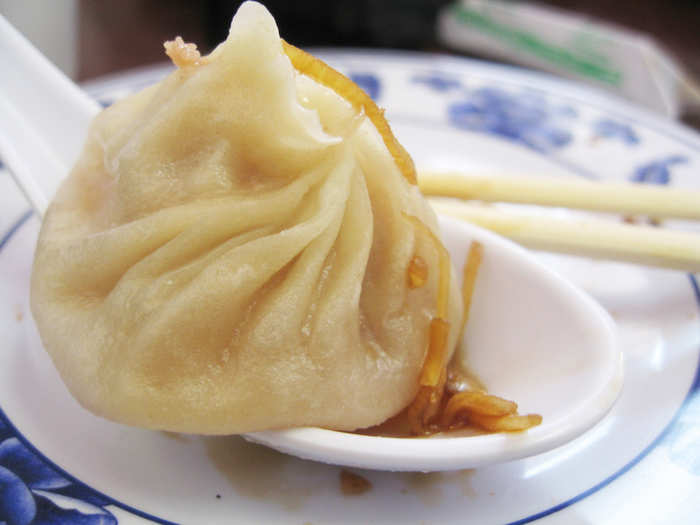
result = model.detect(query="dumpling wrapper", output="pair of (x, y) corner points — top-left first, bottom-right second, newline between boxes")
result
(30, 1), (463, 434)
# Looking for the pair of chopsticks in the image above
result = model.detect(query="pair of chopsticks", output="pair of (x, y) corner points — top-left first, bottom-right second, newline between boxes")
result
(419, 172), (700, 273)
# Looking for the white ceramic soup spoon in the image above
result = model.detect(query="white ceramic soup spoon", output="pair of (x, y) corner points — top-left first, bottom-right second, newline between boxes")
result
(0, 15), (622, 472)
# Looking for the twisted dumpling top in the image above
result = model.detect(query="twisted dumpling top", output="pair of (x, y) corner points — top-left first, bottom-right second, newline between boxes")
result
(30, 1), (463, 434)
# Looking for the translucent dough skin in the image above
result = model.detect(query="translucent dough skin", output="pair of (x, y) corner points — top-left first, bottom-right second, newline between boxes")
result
(30, 2), (463, 434)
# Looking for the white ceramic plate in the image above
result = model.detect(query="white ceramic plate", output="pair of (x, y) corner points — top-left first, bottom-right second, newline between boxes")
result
(0, 51), (698, 524)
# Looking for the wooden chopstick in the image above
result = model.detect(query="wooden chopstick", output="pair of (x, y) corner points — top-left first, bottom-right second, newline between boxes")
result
(431, 200), (700, 272)
(419, 172), (700, 221)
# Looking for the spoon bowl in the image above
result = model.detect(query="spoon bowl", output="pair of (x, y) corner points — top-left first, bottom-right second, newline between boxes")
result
(0, 14), (623, 472)
(248, 215), (623, 471)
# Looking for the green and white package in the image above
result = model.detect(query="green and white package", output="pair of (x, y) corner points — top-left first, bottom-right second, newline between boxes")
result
(438, 0), (700, 118)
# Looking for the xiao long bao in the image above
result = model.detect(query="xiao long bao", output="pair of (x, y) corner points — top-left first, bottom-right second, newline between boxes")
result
(31, 2), (466, 434)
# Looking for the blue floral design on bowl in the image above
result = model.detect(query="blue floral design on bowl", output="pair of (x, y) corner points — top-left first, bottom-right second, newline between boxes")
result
(447, 87), (575, 154)
(411, 73), (462, 92)
(631, 155), (687, 185)
(348, 73), (381, 101)
(0, 418), (117, 525)
(593, 119), (640, 145)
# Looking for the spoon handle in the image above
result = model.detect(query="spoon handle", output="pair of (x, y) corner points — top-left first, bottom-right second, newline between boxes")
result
(0, 14), (99, 216)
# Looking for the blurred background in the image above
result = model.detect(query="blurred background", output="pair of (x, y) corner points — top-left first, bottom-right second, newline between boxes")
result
(2, 0), (700, 124)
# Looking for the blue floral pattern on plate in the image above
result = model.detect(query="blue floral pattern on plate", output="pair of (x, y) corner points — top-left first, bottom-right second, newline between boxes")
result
(631, 155), (687, 185)
(411, 70), (576, 154)
(348, 73), (381, 101)
(0, 418), (117, 525)
(593, 119), (640, 145)
(447, 87), (575, 154)
(411, 72), (462, 92)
